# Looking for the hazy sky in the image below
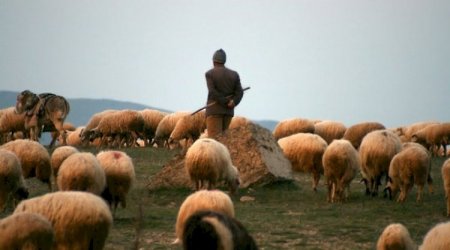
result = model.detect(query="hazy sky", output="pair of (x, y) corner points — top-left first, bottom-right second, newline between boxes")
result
(1, 0), (449, 128)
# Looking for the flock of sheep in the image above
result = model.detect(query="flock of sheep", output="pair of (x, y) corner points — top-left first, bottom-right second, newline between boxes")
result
(1, 101), (450, 248)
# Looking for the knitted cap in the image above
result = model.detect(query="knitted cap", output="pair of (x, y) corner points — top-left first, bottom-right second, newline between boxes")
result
(212, 49), (226, 64)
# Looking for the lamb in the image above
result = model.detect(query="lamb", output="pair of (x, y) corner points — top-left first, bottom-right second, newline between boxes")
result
(0, 212), (54, 250)
(0, 149), (28, 211)
(277, 133), (328, 191)
(412, 123), (450, 156)
(174, 189), (235, 245)
(386, 142), (432, 202)
(420, 221), (450, 249)
(184, 138), (240, 194)
(169, 110), (206, 148)
(50, 145), (79, 180)
(0, 139), (52, 190)
(342, 121), (385, 149)
(14, 191), (113, 250)
(58, 125), (85, 146)
(313, 120), (347, 144)
(441, 158), (450, 216)
(56, 152), (106, 195)
(139, 108), (167, 146)
(0, 106), (27, 143)
(183, 210), (259, 250)
(359, 130), (402, 196)
(96, 150), (135, 215)
(272, 118), (315, 140)
(322, 139), (360, 202)
(376, 223), (416, 250)
(154, 111), (190, 148)
(80, 109), (117, 145)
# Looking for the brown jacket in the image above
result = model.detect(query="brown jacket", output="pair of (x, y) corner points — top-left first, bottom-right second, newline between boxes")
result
(205, 65), (243, 116)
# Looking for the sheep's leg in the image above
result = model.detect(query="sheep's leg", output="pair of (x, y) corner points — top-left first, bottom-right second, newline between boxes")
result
(416, 185), (424, 202)
(447, 195), (450, 217)
(427, 174), (434, 194)
(312, 171), (320, 192)
(326, 179), (333, 202)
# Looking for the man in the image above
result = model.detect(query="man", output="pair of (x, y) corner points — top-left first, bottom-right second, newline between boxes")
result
(205, 49), (244, 138)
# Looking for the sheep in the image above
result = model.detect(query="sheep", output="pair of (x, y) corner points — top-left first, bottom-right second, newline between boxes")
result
(313, 120), (347, 144)
(169, 110), (206, 148)
(322, 139), (360, 202)
(57, 125), (84, 146)
(400, 121), (439, 142)
(56, 152), (106, 195)
(342, 121), (386, 149)
(229, 116), (253, 130)
(174, 189), (235, 245)
(184, 138), (240, 194)
(0, 106), (27, 143)
(0, 139), (52, 190)
(412, 123), (450, 156)
(359, 130), (402, 196)
(441, 158), (450, 216)
(50, 145), (79, 180)
(419, 221), (450, 250)
(376, 223), (416, 250)
(154, 111), (190, 148)
(80, 109), (117, 146)
(0, 149), (28, 211)
(96, 150), (135, 215)
(50, 122), (76, 147)
(277, 133), (328, 191)
(139, 108), (167, 146)
(14, 191), (113, 250)
(386, 142), (432, 202)
(272, 118), (315, 140)
(0, 212), (54, 250)
(183, 210), (259, 250)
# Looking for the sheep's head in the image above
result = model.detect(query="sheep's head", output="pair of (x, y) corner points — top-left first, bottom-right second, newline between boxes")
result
(227, 165), (240, 195)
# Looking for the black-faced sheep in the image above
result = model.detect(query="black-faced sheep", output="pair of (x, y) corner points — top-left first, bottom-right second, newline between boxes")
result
(184, 138), (240, 194)
(183, 210), (259, 250)
(0, 149), (28, 211)
(313, 120), (347, 144)
(412, 123), (450, 156)
(174, 190), (235, 245)
(0, 212), (54, 250)
(420, 221), (450, 249)
(376, 223), (416, 250)
(50, 145), (79, 180)
(56, 152), (106, 195)
(277, 133), (327, 191)
(359, 130), (402, 197)
(154, 111), (190, 148)
(272, 118), (315, 140)
(342, 121), (385, 149)
(441, 158), (450, 216)
(139, 108), (168, 146)
(169, 110), (206, 148)
(322, 139), (360, 202)
(0, 139), (52, 190)
(96, 150), (135, 215)
(386, 142), (432, 202)
(14, 191), (113, 250)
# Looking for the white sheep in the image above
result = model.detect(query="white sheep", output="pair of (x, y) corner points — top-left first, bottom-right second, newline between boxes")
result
(400, 121), (439, 142)
(50, 145), (79, 180)
(58, 125), (84, 146)
(169, 110), (206, 148)
(184, 138), (240, 194)
(342, 121), (385, 149)
(0, 149), (28, 211)
(154, 111), (190, 148)
(174, 189), (235, 245)
(272, 118), (315, 140)
(419, 221), (450, 250)
(182, 210), (258, 250)
(322, 139), (360, 202)
(359, 130), (402, 196)
(277, 133), (328, 191)
(56, 152), (106, 195)
(139, 108), (168, 146)
(96, 150), (135, 215)
(441, 158), (450, 216)
(376, 223), (416, 250)
(386, 142), (432, 202)
(80, 109), (117, 146)
(412, 123), (450, 156)
(0, 212), (54, 250)
(0, 106), (27, 143)
(0, 139), (52, 190)
(313, 120), (347, 144)
(228, 115), (253, 130)
(14, 191), (113, 250)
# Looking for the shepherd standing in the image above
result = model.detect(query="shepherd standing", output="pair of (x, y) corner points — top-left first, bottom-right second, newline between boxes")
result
(205, 49), (244, 138)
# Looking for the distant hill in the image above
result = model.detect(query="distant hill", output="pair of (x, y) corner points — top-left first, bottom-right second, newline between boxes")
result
(0, 90), (278, 131)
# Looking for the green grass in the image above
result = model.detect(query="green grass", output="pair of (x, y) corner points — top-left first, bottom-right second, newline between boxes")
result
(1, 147), (449, 250)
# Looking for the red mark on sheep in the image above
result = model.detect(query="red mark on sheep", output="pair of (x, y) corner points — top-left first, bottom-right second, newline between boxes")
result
(113, 152), (122, 159)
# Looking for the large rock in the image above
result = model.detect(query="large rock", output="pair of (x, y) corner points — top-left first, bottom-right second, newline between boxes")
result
(147, 122), (293, 190)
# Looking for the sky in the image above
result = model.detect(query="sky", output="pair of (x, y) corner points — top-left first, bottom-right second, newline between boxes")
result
(1, 0), (449, 128)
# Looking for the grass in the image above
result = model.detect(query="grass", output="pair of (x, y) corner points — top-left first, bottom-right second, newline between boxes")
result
(1, 147), (449, 250)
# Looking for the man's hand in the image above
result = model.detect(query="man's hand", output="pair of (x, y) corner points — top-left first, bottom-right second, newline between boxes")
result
(227, 99), (235, 108)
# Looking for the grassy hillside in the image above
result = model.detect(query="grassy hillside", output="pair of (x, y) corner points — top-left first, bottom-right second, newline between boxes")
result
(1, 146), (449, 250)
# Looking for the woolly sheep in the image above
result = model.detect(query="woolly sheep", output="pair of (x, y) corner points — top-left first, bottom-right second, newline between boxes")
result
(441, 158), (450, 216)
(0, 107), (27, 143)
(322, 139), (360, 202)
(139, 108), (167, 146)
(359, 130), (402, 196)
(185, 138), (240, 194)
(229, 116), (253, 130)
(154, 111), (190, 148)
(401, 121), (439, 142)
(56, 152), (106, 195)
(174, 189), (235, 245)
(0, 212), (54, 250)
(0, 149), (28, 211)
(14, 191), (113, 250)
(412, 123), (450, 156)
(58, 125), (84, 146)
(386, 142), (432, 202)
(169, 110), (206, 148)
(0, 139), (52, 190)
(342, 121), (385, 149)
(420, 221), (450, 250)
(96, 150), (135, 214)
(183, 210), (259, 250)
(272, 118), (315, 140)
(50, 122), (76, 147)
(278, 133), (328, 191)
(376, 223), (416, 250)
(50, 145), (79, 180)
(80, 109), (117, 145)
(314, 120), (347, 144)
